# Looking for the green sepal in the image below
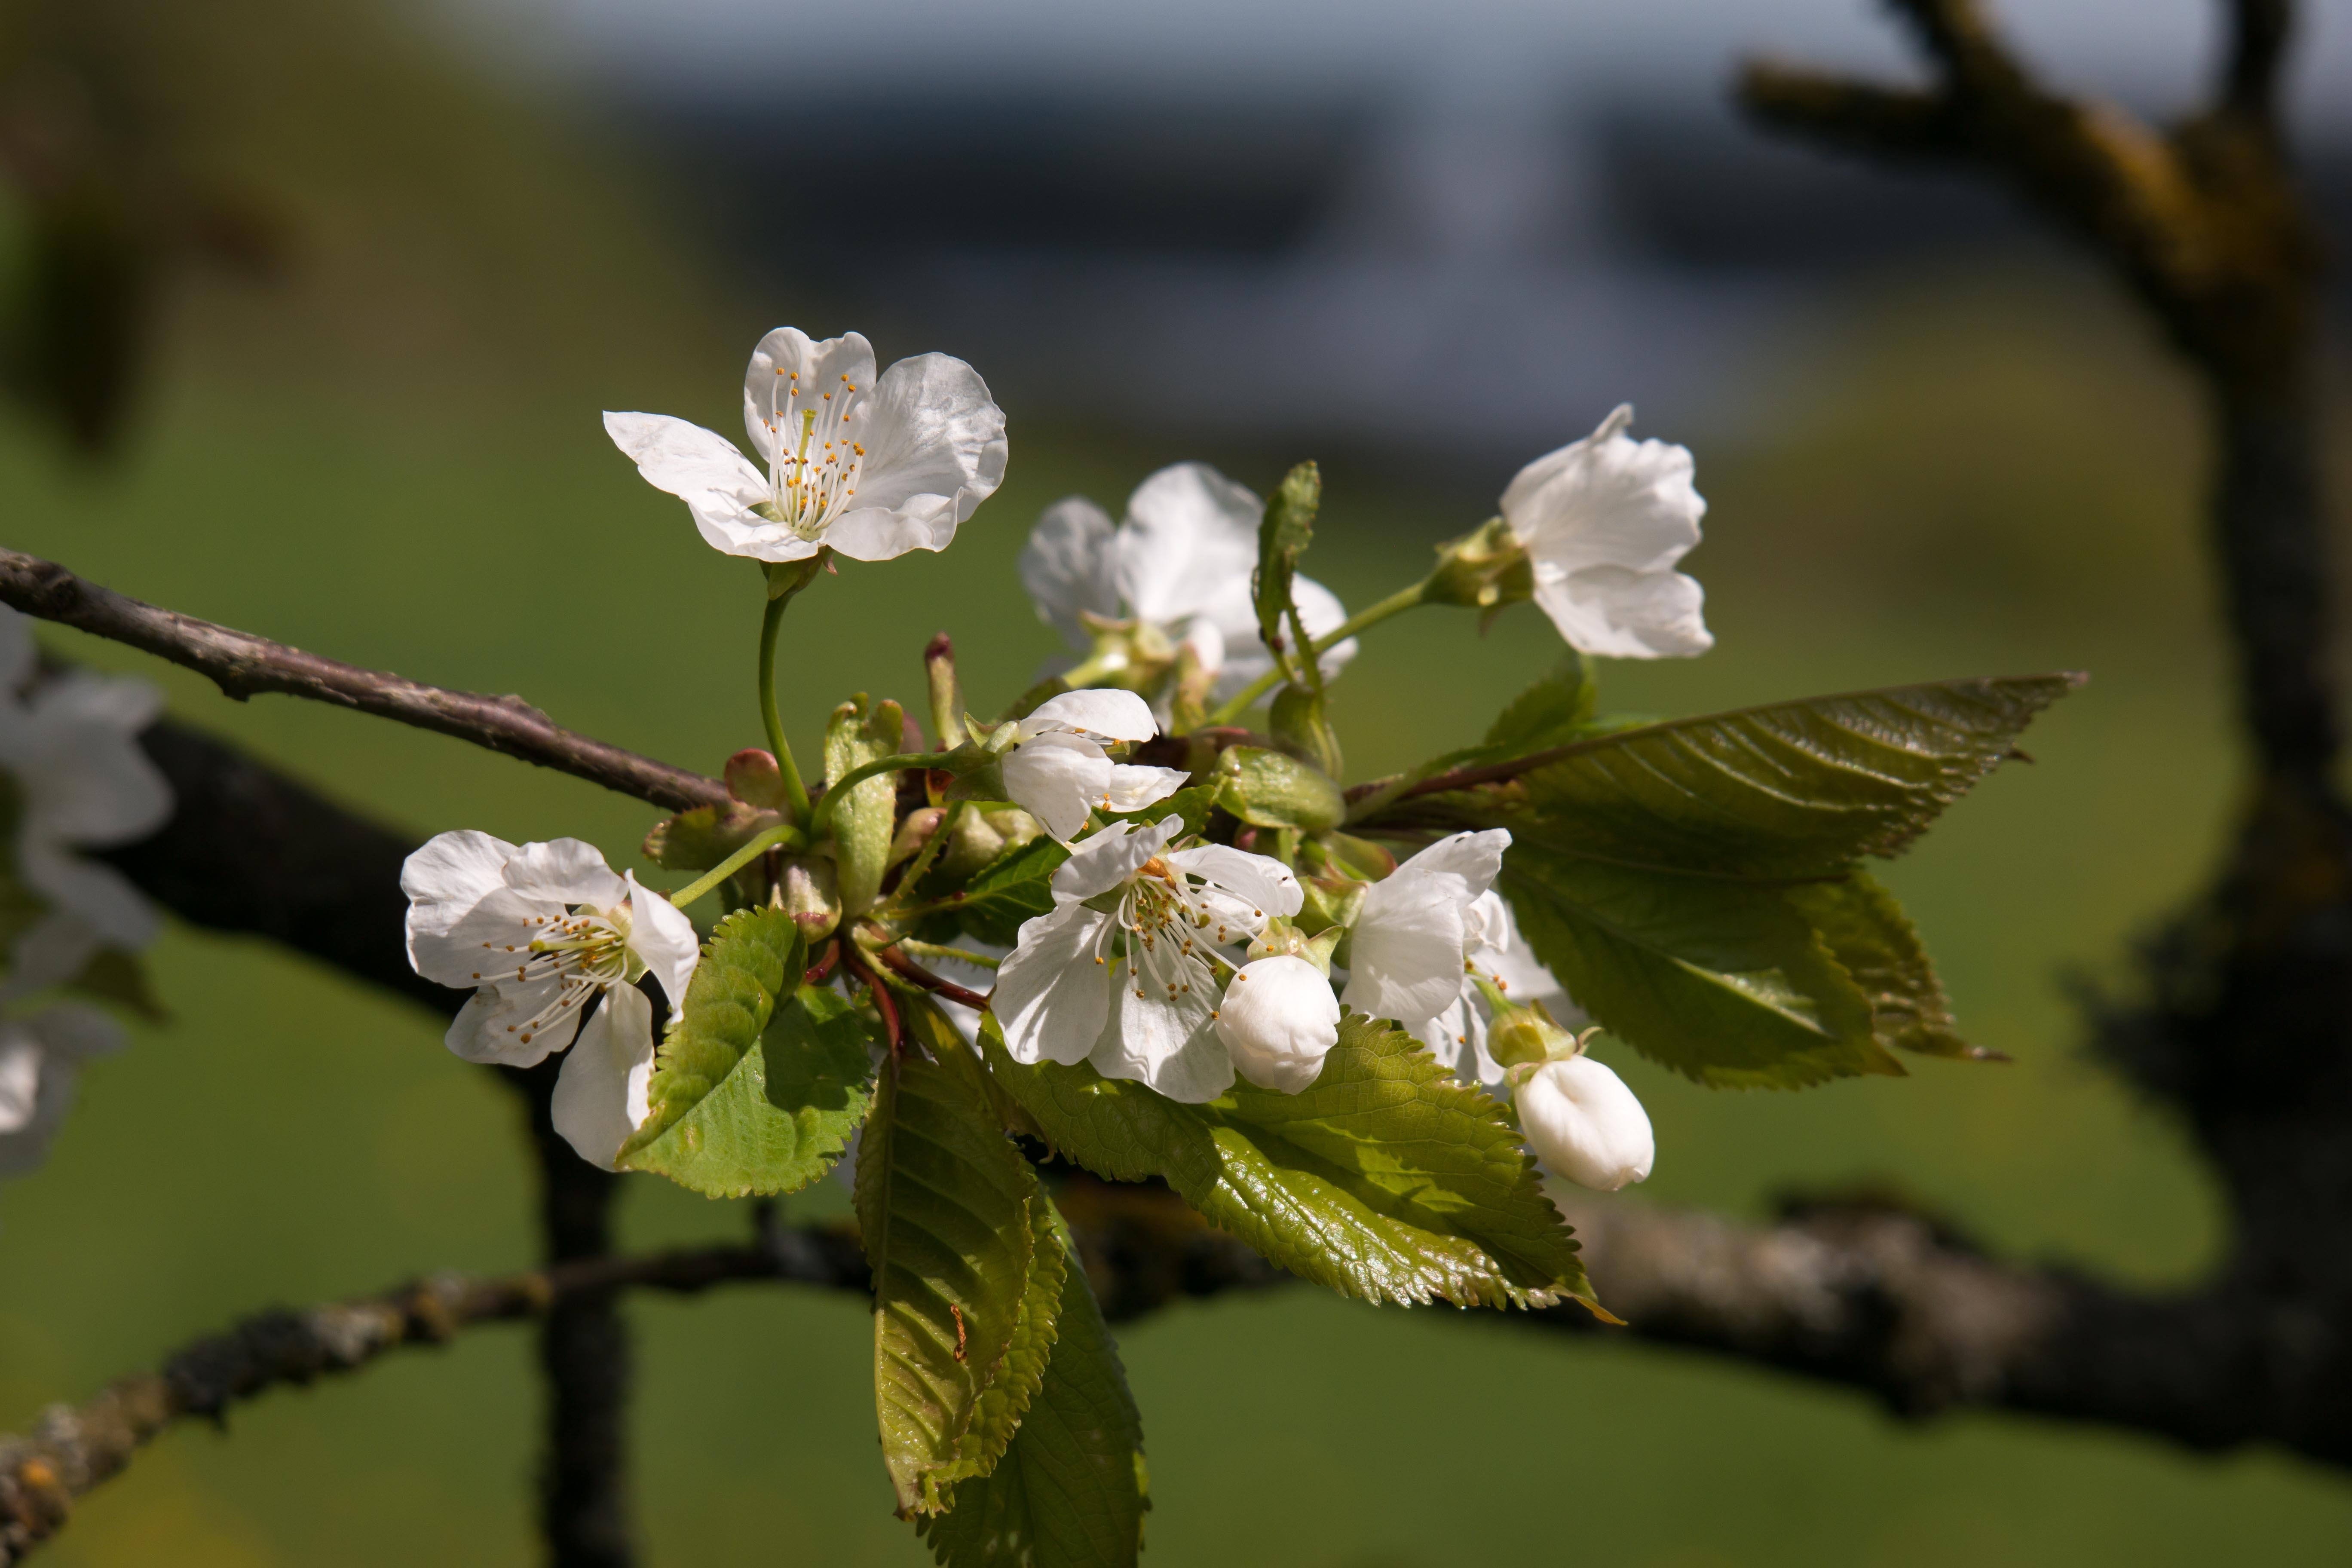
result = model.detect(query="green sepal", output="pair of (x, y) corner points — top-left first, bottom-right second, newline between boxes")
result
(919, 1204), (1149, 1568)
(826, 694), (905, 915)
(642, 802), (784, 876)
(1213, 747), (1344, 833)
(616, 911), (877, 1195)
(982, 1012), (1597, 1312)
(858, 1051), (1043, 1516)
(1251, 460), (1320, 667)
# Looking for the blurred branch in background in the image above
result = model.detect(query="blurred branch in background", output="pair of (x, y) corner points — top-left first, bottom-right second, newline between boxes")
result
(1747, 0), (2352, 1460)
(0, 5), (281, 451)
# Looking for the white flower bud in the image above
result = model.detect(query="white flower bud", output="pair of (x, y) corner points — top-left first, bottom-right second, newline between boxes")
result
(1214, 956), (1341, 1094)
(1514, 1055), (1654, 1191)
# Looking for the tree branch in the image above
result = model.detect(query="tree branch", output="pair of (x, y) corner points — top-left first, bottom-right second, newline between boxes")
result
(0, 549), (725, 814)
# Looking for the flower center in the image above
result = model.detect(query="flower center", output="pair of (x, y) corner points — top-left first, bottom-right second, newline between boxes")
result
(1106, 871), (1240, 1006)
(757, 368), (867, 541)
(485, 902), (634, 1049)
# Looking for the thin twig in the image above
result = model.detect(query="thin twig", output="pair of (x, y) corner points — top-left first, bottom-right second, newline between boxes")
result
(871, 942), (992, 1011)
(0, 549), (725, 813)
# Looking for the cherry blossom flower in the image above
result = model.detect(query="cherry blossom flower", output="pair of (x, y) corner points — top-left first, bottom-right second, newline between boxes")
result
(1214, 955), (1341, 1093)
(0, 1004), (126, 1179)
(992, 816), (1302, 1102)
(604, 328), (1008, 565)
(1501, 405), (1712, 658)
(1515, 1052), (1654, 1191)
(0, 606), (172, 995)
(1339, 829), (1513, 1028)
(1020, 462), (1357, 701)
(998, 689), (1189, 842)
(402, 833), (698, 1166)
(1410, 894), (1584, 1091)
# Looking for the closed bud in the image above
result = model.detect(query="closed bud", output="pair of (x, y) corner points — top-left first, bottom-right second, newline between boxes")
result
(940, 804), (1044, 880)
(1215, 956), (1341, 1094)
(780, 854), (842, 943)
(1514, 1054), (1654, 1191)
(888, 805), (945, 870)
(724, 748), (791, 812)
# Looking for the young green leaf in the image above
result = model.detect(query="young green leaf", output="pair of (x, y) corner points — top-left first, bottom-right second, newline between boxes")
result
(949, 836), (1071, 949)
(1501, 849), (1900, 1089)
(983, 1012), (1595, 1311)
(858, 1051), (1042, 1516)
(1480, 653), (1596, 759)
(617, 911), (876, 1195)
(826, 693), (906, 915)
(1788, 872), (1990, 1060)
(924, 1185), (1066, 1507)
(1213, 746), (1345, 832)
(1252, 460), (1320, 670)
(1499, 675), (2082, 879)
(919, 1207), (1149, 1568)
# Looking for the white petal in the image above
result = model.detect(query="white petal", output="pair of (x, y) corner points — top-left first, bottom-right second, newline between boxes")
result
(1517, 1054), (1654, 1191)
(992, 903), (1115, 1066)
(1500, 405), (1712, 661)
(503, 839), (628, 908)
(18, 841), (159, 949)
(403, 830), (520, 944)
(1396, 829), (1512, 892)
(1102, 764), (1189, 815)
(1049, 817), (1182, 902)
(551, 983), (657, 1170)
(1531, 566), (1713, 659)
(445, 974), (585, 1067)
(1176, 616), (1226, 677)
(1164, 844), (1303, 920)
(824, 351), (1008, 558)
(1410, 997), (1504, 1090)
(623, 873), (699, 1021)
(28, 1001), (128, 1060)
(1021, 688), (1158, 743)
(740, 328), (879, 460)
(1339, 891), (1467, 1026)
(0, 1031), (38, 1135)
(604, 410), (769, 506)
(1112, 462), (1261, 626)
(408, 884), (555, 991)
(3, 913), (104, 1001)
(1021, 497), (1123, 651)
(1001, 732), (1112, 843)
(12, 678), (170, 846)
(1215, 956), (1340, 1093)
(1092, 980), (1231, 1102)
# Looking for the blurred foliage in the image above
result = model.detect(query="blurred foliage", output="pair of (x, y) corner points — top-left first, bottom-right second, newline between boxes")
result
(0, 0), (2348, 1562)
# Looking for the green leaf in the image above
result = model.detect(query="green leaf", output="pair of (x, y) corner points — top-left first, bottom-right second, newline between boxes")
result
(1501, 849), (1900, 1090)
(858, 1051), (1042, 1515)
(1251, 461), (1320, 665)
(1481, 653), (1596, 758)
(1213, 747), (1344, 832)
(1788, 872), (1990, 1061)
(826, 694), (905, 915)
(641, 801), (782, 873)
(983, 1012), (1594, 1311)
(927, 1183), (1066, 1502)
(618, 911), (876, 1194)
(1497, 676), (2081, 879)
(920, 1206), (1148, 1568)
(951, 836), (1071, 949)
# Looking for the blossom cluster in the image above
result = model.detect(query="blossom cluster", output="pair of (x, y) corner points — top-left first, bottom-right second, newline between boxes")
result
(404, 327), (1713, 1194)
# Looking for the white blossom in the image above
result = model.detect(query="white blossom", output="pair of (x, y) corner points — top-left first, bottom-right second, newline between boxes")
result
(402, 832), (698, 1167)
(992, 817), (1301, 1102)
(605, 328), (1008, 565)
(1501, 405), (1712, 659)
(0, 606), (171, 995)
(998, 689), (1189, 842)
(1020, 462), (1356, 701)
(1214, 955), (1340, 1093)
(1515, 1053), (1654, 1191)
(1411, 893), (1584, 1091)
(0, 1004), (126, 1178)
(1339, 829), (1512, 1028)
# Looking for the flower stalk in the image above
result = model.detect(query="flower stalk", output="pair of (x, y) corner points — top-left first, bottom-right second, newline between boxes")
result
(1207, 579), (1430, 726)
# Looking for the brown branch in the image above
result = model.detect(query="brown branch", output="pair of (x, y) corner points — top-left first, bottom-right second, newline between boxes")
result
(871, 942), (992, 1011)
(0, 549), (725, 814)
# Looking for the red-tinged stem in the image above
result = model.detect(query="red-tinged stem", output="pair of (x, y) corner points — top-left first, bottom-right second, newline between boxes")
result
(873, 943), (992, 1012)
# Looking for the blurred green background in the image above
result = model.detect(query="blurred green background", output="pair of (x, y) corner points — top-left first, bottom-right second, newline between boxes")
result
(3, 0), (2350, 1563)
